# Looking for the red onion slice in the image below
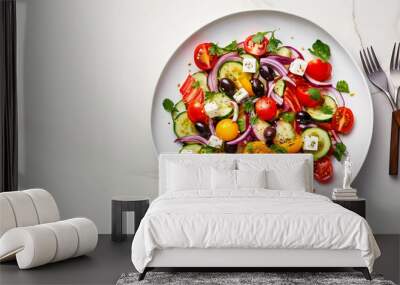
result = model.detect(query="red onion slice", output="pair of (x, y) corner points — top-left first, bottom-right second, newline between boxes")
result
(208, 119), (215, 136)
(299, 123), (318, 129)
(281, 75), (296, 86)
(260, 58), (288, 76)
(282, 45), (304, 59)
(266, 55), (294, 65)
(271, 91), (284, 105)
(330, 129), (341, 143)
(304, 74), (332, 87)
(208, 52), (242, 92)
(175, 135), (208, 145)
(324, 88), (345, 107)
(226, 124), (252, 145)
(267, 81), (275, 97)
(231, 101), (239, 122)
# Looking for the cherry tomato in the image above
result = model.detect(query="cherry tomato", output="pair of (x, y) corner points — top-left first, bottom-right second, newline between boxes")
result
(187, 99), (208, 124)
(296, 85), (322, 107)
(274, 134), (303, 153)
(243, 141), (272, 154)
(255, 97), (277, 121)
(193, 43), (218, 71)
(305, 59), (332, 82)
(314, 156), (334, 183)
(216, 119), (239, 141)
(244, 34), (268, 56)
(332, 107), (354, 134)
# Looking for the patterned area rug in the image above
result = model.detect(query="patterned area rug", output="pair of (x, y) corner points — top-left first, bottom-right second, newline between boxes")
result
(116, 272), (396, 285)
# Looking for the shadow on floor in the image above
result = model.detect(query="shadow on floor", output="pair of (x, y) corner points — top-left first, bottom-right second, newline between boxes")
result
(0, 235), (398, 285)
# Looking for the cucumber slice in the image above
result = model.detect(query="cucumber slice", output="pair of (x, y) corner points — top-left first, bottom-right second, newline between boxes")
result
(172, 100), (186, 119)
(252, 119), (270, 142)
(205, 92), (233, 119)
(276, 47), (292, 58)
(199, 146), (216, 154)
(301, 127), (331, 160)
(274, 121), (296, 144)
(192, 72), (209, 92)
(273, 79), (286, 97)
(179, 144), (202, 154)
(306, 96), (337, 122)
(241, 54), (259, 72)
(173, 112), (199, 138)
(218, 61), (248, 89)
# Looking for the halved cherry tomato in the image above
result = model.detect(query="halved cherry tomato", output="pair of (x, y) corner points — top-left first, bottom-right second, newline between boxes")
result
(216, 119), (239, 141)
(275, 134), (303, 153)
(244, 34), (268, 56)
(243, 141), (272, 154)
(314, 156), (333, 183)
(193, 43), (218, 71)
(255, 97), (277, 121)
(180, 74), (204, 104)
(305, 58), (332, 82)
(284, 87), (302, 112)
(296, 85), (322, 107)
(187, 99), (208, 124)
(332, 107), (354, 134)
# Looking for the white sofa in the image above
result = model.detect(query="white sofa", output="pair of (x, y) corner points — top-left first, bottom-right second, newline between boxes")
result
(0, 189), (98, 269)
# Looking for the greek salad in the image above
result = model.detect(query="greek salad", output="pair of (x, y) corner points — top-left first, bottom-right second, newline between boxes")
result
(163, 31), (355, 184)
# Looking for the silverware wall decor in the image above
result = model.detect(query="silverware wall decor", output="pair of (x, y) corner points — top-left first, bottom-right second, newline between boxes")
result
(360, 43), (400, 175)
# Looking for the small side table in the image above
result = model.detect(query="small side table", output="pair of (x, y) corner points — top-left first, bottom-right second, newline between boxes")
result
(332, 198), (366, 218)
(112, 196), (149, 242)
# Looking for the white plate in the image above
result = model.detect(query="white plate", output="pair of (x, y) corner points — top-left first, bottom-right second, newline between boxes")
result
(151, 10), (373, 195)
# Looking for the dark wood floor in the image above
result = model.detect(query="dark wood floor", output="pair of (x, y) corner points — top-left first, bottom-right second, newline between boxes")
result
(0, 235), (399, 285)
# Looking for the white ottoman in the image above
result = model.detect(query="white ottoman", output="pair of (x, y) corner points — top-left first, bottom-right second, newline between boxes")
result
(0, 189), (98, 269)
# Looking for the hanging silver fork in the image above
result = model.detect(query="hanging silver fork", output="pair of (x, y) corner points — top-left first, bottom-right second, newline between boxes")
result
(360, 46), (397, 110)
(390, 42), (400, 108)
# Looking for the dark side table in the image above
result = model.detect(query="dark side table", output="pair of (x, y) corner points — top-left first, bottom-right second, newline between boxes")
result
(333, 198), (366, 218)
(112, 196), (150, 242)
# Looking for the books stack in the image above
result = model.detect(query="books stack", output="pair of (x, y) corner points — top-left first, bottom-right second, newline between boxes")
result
(332, 188), (358, 200)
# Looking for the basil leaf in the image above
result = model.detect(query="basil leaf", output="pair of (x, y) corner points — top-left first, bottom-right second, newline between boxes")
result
(162, 98), (175, 113)
(336, 80), (350, 93)
(308, 88), (322, 101)
(333, 142), (347, 161)
(308, 39), (331, 61)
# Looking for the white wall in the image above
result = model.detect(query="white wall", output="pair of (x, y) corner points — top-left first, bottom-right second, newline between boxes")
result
(16, 0), (399, 234)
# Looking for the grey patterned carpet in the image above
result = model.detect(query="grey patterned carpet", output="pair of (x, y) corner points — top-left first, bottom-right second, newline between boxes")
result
(116, 272), (396, 285)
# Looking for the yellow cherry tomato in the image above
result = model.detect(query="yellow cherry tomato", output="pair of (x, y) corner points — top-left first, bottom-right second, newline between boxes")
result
(274, 134), (303, 153)
(243, 141), (272, 154)
(216, 119), (239, 141)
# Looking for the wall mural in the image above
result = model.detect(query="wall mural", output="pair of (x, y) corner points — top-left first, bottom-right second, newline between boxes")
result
(162, 33), (355, 186)
(151, 11), (373, 193)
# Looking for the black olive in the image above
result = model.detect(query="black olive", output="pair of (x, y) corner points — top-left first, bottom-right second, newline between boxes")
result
(296, 111), (312, 124)
(224, 143), (238, 153)
(219, 78), (236, 97)
(260, 65), (275, 81)
(250, 78), (265, 97)
(195, 122), (211, 138)
(263, 126), (276, 146)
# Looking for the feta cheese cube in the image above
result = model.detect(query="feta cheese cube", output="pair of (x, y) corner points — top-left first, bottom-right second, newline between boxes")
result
(204, 102), (219, 118)
(233, 88), (249, 103)
(242, 57), (257, 73)
(303, 135), (319, 151)
(289, 58), (308, 76)
(208, 135), (223, 148)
